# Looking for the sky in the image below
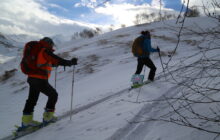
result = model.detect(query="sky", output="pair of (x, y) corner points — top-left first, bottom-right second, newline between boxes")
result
(36, 0), (182, 24)
(0, 0), (217, 38)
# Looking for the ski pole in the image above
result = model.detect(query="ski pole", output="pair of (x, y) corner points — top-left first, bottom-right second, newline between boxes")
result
(157, 46), (165, 72)
(143, 65), (146, 78)
(55, 67), (57, 89)
(70, 65), (75, 121)
(157, 46), (167, 80)
(136, 66), (146, 103)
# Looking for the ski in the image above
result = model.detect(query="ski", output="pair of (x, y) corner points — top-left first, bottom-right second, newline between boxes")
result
(12, 125), (42, 139)
(129, 80), (152, 90)
(131, 83), (144, 89)
(12, 121), (57, 140)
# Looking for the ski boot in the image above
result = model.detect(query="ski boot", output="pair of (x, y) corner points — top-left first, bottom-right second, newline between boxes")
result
(43, 109), (58, 125)
(21, 113), (41, 128)
(131, 74), (144, 88)
(13, 113), (41, 136)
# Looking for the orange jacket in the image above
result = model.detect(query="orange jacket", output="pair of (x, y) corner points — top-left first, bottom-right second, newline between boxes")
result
(28, 40), (59, 79)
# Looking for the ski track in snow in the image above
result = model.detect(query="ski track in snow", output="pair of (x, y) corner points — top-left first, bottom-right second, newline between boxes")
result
(1, 75), (165, 140)
(0, 66), (182, 140)
(107, 85), (180, 140)
(0, 88), (129, 140)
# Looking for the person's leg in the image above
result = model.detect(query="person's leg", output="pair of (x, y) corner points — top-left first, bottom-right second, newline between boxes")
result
(23, 78), (41, 114)
(38, 80), (58, 122)
(38, 80), (58, 110)
(22, 77), (41, 127)
(144, 58), (157, 81)
(135, 57), (145, 74)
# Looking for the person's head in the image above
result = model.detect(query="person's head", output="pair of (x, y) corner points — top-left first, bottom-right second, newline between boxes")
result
(141, 30), (151, 39)
(40, 37), (55, 51)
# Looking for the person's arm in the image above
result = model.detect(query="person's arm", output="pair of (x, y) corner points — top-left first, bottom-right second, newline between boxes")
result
(44, 49), (77, 66)
(143, 39), (158, 52)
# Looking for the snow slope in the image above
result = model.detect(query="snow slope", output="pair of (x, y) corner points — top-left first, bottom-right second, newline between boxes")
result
(0, 17), (219, 140)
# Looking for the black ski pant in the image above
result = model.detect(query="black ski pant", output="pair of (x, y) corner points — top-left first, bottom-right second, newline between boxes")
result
(23, 77), (58, 114)
(135, 57), (157, 81)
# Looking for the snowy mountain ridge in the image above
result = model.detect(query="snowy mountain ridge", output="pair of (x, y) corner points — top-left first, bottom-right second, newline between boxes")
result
(0, 17), (220, 140)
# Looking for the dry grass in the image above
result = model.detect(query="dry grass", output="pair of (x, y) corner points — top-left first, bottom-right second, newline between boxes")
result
(13, 86), (28, 94)
(58, 52), (70, 58)
(182, 39), (201, 46)
(115, 34), (130, 38)
(0, 69), (17, 82)
(76, 54), (100, 75)
(160, 50), (178, 57)
(98, 39), (108, 45)
(153, 35), (177, 43)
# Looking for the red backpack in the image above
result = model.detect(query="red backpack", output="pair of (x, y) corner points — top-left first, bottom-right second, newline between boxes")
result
(20, 41), (43, 75)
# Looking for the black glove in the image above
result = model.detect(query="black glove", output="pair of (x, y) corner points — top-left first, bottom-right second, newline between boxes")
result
(63, 60), (73, 66)
(157, 47), (160, 52)
(57, 56), (77, 66)
(61, 58), (77, 66)
(71, 58), (78, 65)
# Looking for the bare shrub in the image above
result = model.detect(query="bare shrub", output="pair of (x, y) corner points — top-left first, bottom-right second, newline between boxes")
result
(186, 6), (200, 17)
(72, 28), (101, 40)
(79, 29), (96, 38)
(134, 12), (177, 25)
(203, 0), (220, 20)
(121, 24), (126, 28)
(130, 1), (220, 138)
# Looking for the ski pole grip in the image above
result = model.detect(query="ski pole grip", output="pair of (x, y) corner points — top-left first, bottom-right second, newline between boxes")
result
(157, 46), (160, 53)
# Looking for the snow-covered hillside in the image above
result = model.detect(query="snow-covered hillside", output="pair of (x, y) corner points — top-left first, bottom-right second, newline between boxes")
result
(0, 17), (220, 140)
(0, 33), (18, 62)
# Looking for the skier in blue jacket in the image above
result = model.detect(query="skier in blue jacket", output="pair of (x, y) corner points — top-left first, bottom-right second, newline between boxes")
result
(132, 30), (160, 85)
